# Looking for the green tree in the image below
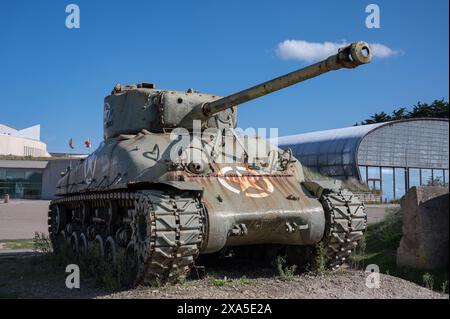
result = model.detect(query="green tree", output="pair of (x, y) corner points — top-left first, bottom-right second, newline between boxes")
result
(392, 107), (408, 120)
(358, 99), (448, 125)
(363, 112), (392, 124)
(410, 99), (449, 119)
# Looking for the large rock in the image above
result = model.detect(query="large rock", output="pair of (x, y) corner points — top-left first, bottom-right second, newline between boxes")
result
(397, 186), (449, 269)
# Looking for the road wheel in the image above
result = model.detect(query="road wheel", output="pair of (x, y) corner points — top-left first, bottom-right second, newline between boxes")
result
(70, 232), (80, 258)
(105, 236), (117, 264)
(91, 235), (105, 259)
(50, 204), (66, 235)
(79, 233), (89, 256)
(54, 230), (68, 255)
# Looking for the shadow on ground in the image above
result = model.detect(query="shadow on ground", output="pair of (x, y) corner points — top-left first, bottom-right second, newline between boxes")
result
(0, 247), (290, 299)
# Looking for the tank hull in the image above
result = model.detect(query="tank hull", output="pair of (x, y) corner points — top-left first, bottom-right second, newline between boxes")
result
(186, 173), (324, 253)
(55, 132), (325, 253)
(49, 126), (366, 287)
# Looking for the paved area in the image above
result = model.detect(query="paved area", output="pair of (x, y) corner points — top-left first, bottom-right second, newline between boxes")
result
(0, 200), (50, 240)
(365, 204), (399, 224)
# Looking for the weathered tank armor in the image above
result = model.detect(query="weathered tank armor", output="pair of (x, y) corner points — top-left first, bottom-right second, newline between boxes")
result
(49, 42), (371, 286)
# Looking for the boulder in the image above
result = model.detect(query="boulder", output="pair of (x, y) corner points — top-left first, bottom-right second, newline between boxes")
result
(397, 186), (449, 269)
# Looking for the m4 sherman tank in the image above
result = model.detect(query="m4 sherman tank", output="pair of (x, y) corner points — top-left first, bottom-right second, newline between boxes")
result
(49, 42), (371, 286)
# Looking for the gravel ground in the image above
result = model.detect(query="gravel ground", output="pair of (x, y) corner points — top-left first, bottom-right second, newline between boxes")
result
(101, 271), (446, 299)
(0, 201), (445, 300)
(0, 254), (447, 299)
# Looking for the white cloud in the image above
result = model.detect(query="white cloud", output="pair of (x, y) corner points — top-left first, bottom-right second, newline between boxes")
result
(276, 40), (399, 63)
(369, 43), (399, 58)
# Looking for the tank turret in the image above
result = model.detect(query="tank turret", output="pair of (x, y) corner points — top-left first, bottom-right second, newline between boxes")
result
(104, 42), (371, 138)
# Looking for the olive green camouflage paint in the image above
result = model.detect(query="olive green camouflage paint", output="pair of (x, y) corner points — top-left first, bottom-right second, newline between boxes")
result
(55, 42), (371, 253)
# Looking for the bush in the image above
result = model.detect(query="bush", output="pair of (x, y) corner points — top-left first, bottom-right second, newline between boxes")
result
(369, 207), (403, 250)
(33, 232), (52, 253)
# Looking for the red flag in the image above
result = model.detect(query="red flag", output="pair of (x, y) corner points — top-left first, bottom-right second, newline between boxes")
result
(85, 138), (91, 149)
(68, 138), (74, 149)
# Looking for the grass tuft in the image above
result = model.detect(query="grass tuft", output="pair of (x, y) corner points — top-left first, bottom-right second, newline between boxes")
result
(314, 242), (327, 275)
(273, 255), (297, 281)
(33, 232), (52, 253)
(422, 273), (434, 291)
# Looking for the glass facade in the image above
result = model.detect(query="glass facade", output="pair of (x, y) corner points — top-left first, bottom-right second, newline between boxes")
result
(280, 123), (383, 180)
(358, 165), (449, 201)
(0, 169), (43, 199)
(356, 120), (449, 202)
(421, 169), (433, 186)
(280, 119), (449, 203)
(381, 167), (394, 201)
(445, 170), (449, 186)
(433, 170), (445, 186)
(367, 166), (381, 192)
(394, 168), (406, 200)
(358, 120), (449, 169)
(409, 168), (421, 188)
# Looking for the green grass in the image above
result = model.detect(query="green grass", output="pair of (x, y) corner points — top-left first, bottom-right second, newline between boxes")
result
(206, 272), (253, 287)
(350, 208), (449, 294)
(208, 277), (226, 287)
(0, 239), (34, 250)
(235, 276), (252, 285)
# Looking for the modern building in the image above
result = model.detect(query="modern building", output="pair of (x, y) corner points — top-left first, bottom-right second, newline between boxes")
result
(278, 118), (449, 202)
(0, 124), (50, 157)
(1, 123), (86, 199)
(0, 160), (48, 199)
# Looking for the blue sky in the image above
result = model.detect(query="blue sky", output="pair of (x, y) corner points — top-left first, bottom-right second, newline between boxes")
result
(0, 0), (448, 153)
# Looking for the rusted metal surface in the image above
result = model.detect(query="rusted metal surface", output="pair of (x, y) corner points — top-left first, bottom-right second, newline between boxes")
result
(54, 42), (372, 255)
(186, 172), (324, 253)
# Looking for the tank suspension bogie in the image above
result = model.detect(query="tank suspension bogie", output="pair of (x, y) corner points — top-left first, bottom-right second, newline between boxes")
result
(92, 235), (105, 259)
(69, 232), (80, 257)
(48, 190), (205, 287)
(105, 236), (118, 264)
(79, 233), (89, 256)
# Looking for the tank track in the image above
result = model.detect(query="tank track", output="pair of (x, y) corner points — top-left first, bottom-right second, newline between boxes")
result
(318, 189), (367, 270)
(48, 190), (205, 286)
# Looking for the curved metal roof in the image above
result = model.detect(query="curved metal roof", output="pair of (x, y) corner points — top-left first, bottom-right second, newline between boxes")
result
(277, 122), (383, 146)
(357, 118), (449, 169)
(278, 118), (449, 179)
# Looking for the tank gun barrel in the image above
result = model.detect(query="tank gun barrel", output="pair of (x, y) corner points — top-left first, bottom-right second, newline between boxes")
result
(201, 41), (371, 117)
